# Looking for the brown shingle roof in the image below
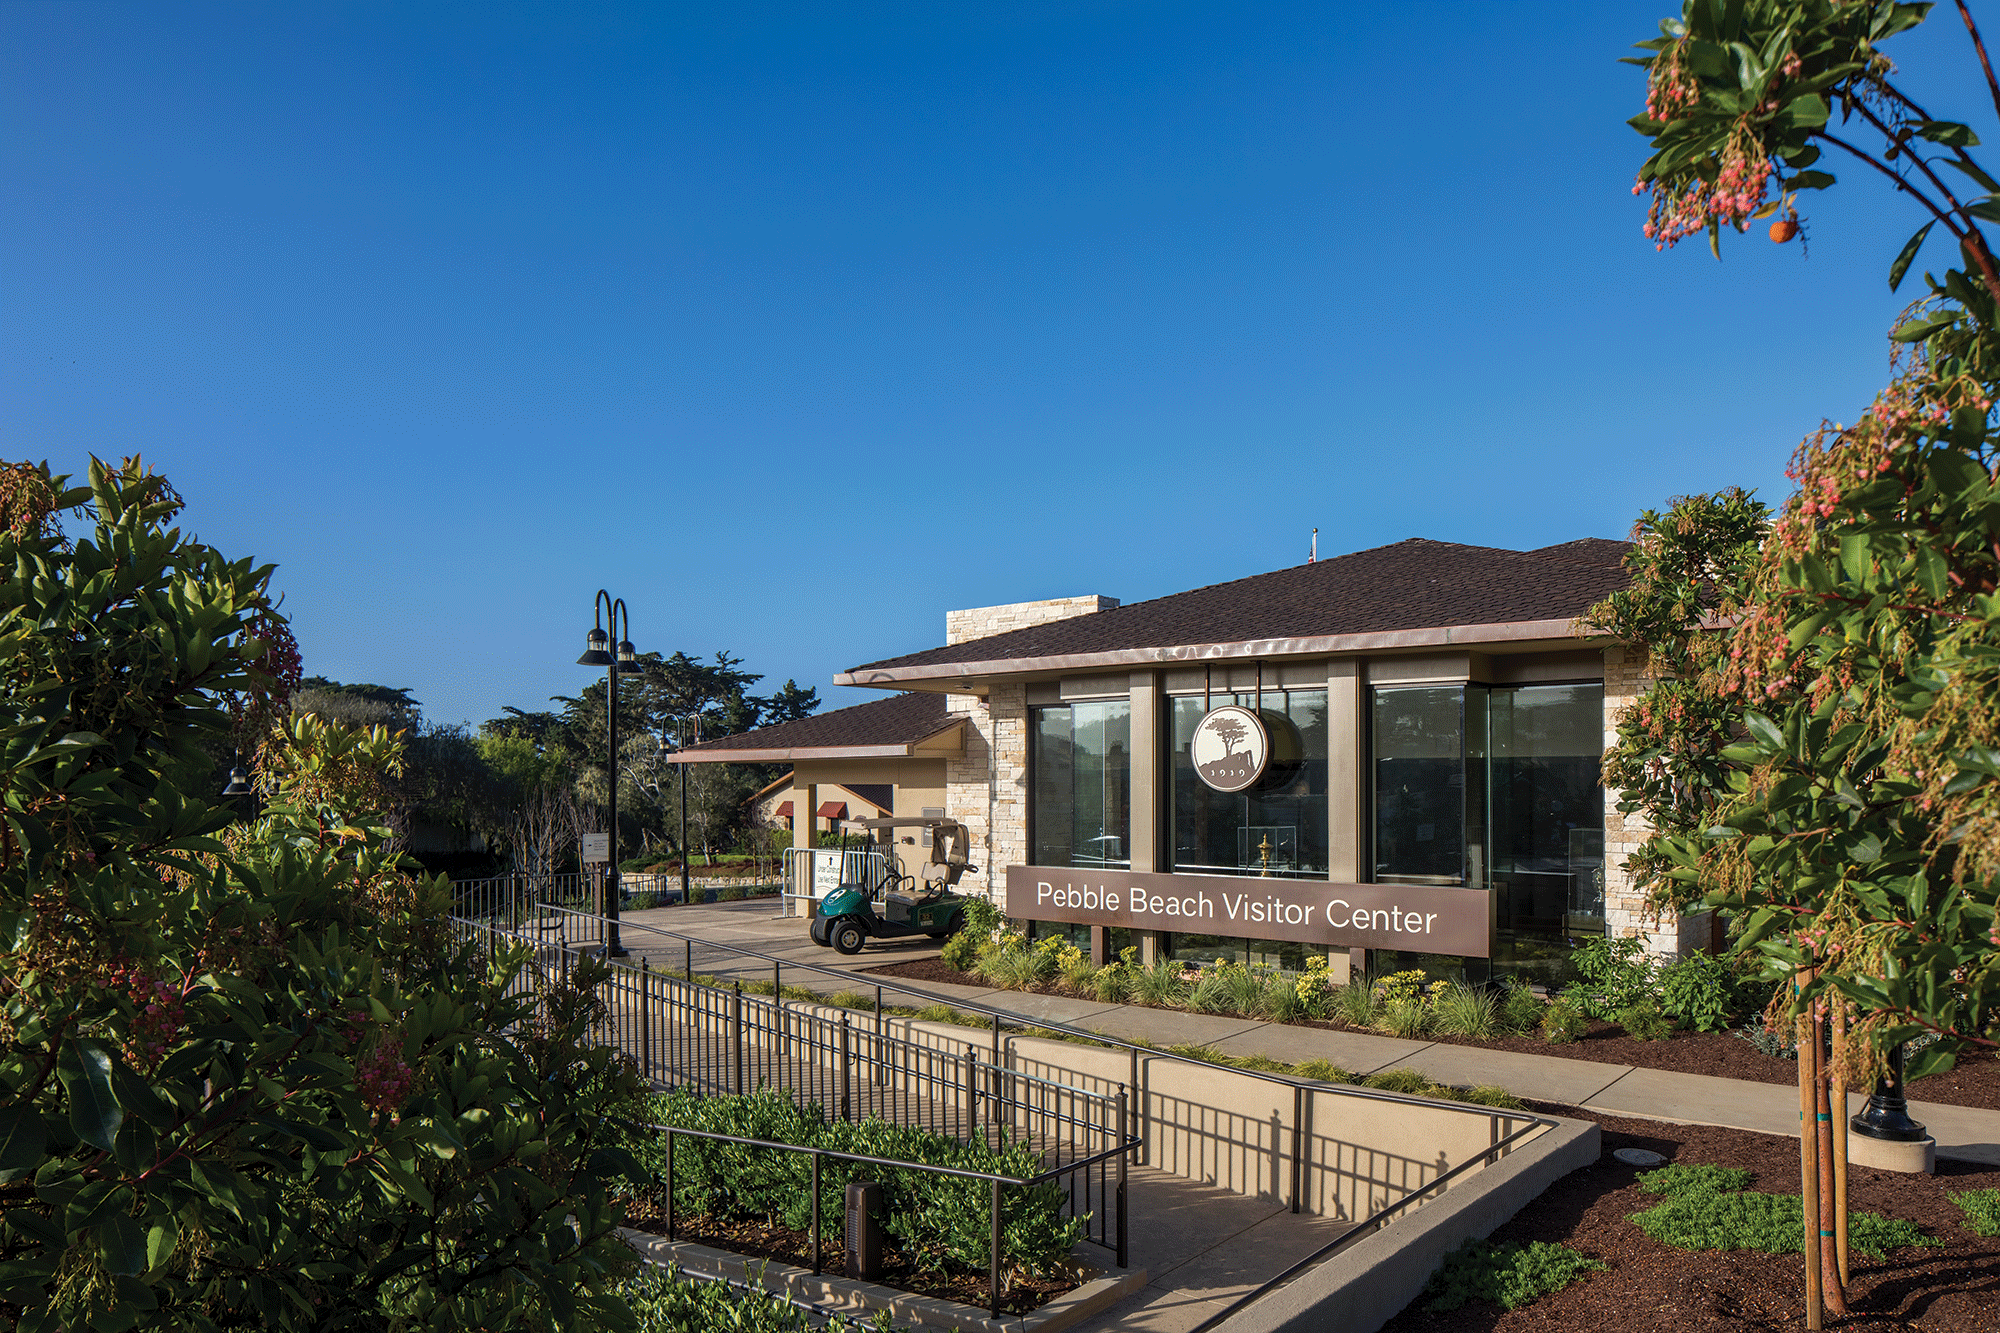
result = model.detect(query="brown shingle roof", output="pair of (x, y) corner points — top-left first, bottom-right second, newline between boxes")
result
(842, 537), (1632, 679)
(670, 691), (956, 762)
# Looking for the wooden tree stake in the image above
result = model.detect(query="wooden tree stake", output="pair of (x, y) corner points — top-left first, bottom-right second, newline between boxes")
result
(1798, 972), (1823, 1330)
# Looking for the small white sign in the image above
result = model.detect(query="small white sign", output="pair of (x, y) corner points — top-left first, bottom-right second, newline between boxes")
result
(582, 833), (610, 864)
(811, 849), (844, 896)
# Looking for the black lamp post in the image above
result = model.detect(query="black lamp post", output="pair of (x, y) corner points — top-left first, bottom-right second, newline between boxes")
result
(1850, 1041), (1929, 1144)
(579, 590), (641, 958)
(678, 713), (697, 905)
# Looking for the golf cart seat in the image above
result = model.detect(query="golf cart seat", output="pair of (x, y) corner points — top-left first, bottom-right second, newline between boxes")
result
(883, 891), (926, 923)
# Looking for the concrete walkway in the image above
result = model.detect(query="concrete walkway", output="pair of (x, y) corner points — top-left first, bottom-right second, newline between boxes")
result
(609, 901), (2000, 1166)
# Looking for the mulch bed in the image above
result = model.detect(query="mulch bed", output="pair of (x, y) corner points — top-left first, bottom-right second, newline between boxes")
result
(619, 1196), (1078, 1316)
(1380, 1104), (2000, 1332)
(860, 959), (2000, 1108)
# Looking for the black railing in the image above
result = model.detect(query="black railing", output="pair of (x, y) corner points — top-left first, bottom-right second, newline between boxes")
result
(648, 1119), (1129, 1318)
(454, 914), (1135, 1267)
(454, 900), (1561, 1324)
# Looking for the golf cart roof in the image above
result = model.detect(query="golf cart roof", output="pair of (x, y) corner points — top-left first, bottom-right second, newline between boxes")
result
(850, 815), (964, 831)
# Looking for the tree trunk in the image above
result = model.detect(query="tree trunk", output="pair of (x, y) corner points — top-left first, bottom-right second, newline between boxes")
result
(1815, 1003), (1848, 1316)
(1797, 970), (1824, 1330)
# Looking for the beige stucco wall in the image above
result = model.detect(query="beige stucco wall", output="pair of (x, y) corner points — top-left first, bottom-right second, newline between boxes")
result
(787, 757), (948, 882)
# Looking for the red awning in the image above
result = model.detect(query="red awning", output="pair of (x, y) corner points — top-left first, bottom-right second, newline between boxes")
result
(818, 801), (847, 819)
(773, 801), (793, 817)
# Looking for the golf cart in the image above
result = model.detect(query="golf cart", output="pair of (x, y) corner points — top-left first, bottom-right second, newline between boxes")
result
(809, 815), (981, 955)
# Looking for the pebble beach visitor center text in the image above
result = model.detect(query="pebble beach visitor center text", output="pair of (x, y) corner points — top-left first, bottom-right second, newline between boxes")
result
(676, 536), (1707, 985)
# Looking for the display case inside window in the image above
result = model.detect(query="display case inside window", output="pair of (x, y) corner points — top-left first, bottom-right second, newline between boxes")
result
(1029, 700), (1132, 869)
(1170, 690), (1328, 880)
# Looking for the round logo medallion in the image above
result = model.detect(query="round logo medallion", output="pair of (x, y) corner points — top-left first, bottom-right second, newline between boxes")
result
(1190, 705), (1270, 793)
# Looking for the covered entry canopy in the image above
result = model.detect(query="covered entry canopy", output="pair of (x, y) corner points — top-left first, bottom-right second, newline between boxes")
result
(662, 690), (963, 764)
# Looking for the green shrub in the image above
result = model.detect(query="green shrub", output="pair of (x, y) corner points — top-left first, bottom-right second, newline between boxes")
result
(1219, 962), (1269, 1014)
(1260, 973), (1306, 1023)
(1540, 998), (1588, 1044)
(1293, 1057), (1352, 1083)
(1188, 968), (1235, 1014)
(1454, 1084), (1528, 1110)
(1334, 980), (1378, 1027)
(1657, 952), (1739, 1032)
(1059, 950), (1099, 992)
(1617, 998), (1675, 1041)
(1566, 937), (1656, 1019)
(1951, 1189), (2000, 1237)
(827, 989), (876, 1012)
(1294, 955), (1337, 1017)
(633, 1088), (1083, 1278)
(1431, 982), (1499, 1038)
(1500, 980), (1544, 1033)
(939, 928), (981, 972)
(1131, 958), (1190, 1007)
(1630, 1163), (1937, 1260)
(960, 896), (1003, 939)
(715, 884), (744, 902)
(1091, 964), (1130, 1004)
(1380, 998), (1431, 1039)
(623, 1262), (896, 1332)
(1423, 1238), (1607, 1312)
(1733, 1023), (1797, 1059)
(1363, 1067), (1434, 1095)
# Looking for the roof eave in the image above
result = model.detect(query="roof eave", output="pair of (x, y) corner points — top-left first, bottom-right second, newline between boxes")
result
(665, 717), (966, 765)
(835, 617), (1606, 688)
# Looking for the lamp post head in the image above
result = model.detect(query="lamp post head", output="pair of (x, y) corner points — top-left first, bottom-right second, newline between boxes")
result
(615, 639), (643, 675)
(221, 766), (252, 797)
(578, 625), (614, 667)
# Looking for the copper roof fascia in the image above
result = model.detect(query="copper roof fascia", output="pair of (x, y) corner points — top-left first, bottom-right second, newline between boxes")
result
(834, 617), (1606, 687)
(664, 742), (929, 765)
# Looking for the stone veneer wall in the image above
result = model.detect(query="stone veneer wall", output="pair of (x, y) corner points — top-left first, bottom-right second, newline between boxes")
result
(1602, 645), (1709, 958)
(946, 685), (1028, 912)
(945, 595), (1119, 646)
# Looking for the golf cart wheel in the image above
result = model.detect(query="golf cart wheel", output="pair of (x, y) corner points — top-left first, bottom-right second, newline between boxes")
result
(831, 919), (867, 955)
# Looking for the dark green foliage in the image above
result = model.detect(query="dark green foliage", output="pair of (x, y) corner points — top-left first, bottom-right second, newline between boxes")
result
(0, 460), (650, 1333)
(1541, 999), (1589, 1044)
(1617, 998), (1676, 1041)
(1423, 1239), (1606, 1312)
(1564, 938), (1657, 1020)
(1630, 1163), (1938, 1259)
(1950, 1189), (2000, 1237)
(628, 1088), (1083, 1279)
(1499, 980), (1545, 1033)
(623, 1263), (896, 1332)
(1656, 952), (1740, 1032)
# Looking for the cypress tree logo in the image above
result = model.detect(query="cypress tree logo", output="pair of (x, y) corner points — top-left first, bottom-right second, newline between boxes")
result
(1190, 705), (1269, 793)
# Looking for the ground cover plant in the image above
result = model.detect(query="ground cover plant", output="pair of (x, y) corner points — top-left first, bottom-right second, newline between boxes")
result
(1422, 1239), (1606, 1313)
(0, 459), (650, 1333)
(621, 1263), (898, 1333)
(1628, 1163), (1936, 1261)
(1951, 1188), (2000, 1237)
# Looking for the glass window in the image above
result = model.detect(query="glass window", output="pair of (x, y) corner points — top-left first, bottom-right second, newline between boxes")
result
(1029, 700), (1131, 869)
(1373, 687), (1472, 885)
(1489, 684), (1605, 983)
(1171, 690), (1328, 880)
(1369, 680), (1606, 986)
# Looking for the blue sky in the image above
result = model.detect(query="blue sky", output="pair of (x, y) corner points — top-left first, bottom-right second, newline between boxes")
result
(4, 3), (1991, 727)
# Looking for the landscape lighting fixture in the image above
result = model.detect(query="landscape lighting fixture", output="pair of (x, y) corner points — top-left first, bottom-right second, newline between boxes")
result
(220, 765), (252, 797)
(578, 624), (614, 667)
(616, 639), (642, 675)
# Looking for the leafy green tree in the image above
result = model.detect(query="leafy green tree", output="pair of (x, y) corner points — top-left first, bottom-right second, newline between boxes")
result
(0, 458), (646, 1332)
(1610, 2), (2000, 1314)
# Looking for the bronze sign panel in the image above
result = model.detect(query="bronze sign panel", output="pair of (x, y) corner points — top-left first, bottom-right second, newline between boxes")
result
(1004, 865), (1491, 957)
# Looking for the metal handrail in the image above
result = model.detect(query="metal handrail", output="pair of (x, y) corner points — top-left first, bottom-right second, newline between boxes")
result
(529, 903), (1520, 1120)
(1183, 1114), (1556, 1333)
